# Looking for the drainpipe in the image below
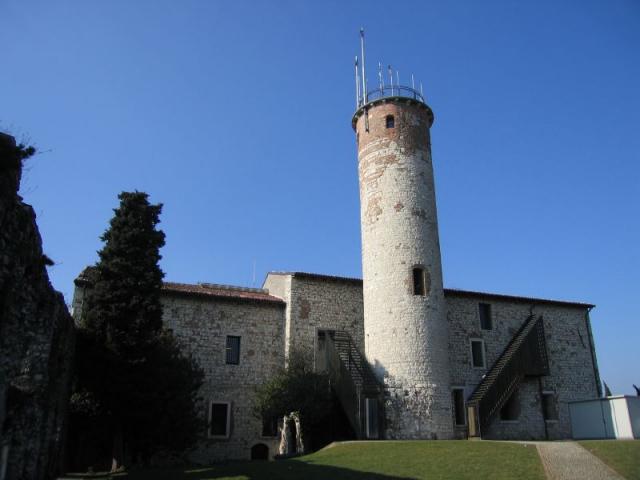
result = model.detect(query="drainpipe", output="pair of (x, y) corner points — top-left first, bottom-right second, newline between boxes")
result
(584, 307), (602, 398)
(538, 377), (549, 440)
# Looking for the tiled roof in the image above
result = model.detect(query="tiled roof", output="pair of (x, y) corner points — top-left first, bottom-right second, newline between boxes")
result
(443, 288), (594, 309)
(75, 268), (284, 305)
(266, 271), (594, 309)
(75, 267), (594, 309)
(162, 282), (285, 305)
(267, 271), (363, 285)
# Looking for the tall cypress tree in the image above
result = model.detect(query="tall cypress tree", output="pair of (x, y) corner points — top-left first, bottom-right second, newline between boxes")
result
(73, 192), (203, 471)
(84, 191), (165, 346)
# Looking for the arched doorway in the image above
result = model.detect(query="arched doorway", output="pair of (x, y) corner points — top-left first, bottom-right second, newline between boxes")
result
(251, 443), (269, 460)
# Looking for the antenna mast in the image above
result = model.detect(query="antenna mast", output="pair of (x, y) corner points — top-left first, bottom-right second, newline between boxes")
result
(360, 28), (367, 103)
(252, 260), (256, 287)
(355, 56), (361, 108)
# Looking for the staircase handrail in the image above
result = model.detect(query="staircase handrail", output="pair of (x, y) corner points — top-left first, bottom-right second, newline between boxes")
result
(332, 332), (382, 391)
(467, 315), (549, 435)
(325, 333), (363, 437)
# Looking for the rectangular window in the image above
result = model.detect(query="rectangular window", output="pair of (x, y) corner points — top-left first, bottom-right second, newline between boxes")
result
(316, 330), (335, 373)
(262, 416), (278, 437)
(226, 335), (240, 365)
(471, 340), (485, 368)
(452, 388), (466, 426)
(479, 303), (492, 330)
(385, 115), (395, 128)
(365, 398), (379, 439)
(210, 402), (230, 437)
(413, 267), (426, 296)
(542, 392), (558, 421)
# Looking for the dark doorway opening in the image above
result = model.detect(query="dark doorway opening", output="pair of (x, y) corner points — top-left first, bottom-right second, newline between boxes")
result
(309, 391), (357, 451)
(500, 389), (520, 421)
(251, 443), (269, 460)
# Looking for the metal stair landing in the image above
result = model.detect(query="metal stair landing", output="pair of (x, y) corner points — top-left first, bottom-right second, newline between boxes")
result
(467, 314), (549, 438)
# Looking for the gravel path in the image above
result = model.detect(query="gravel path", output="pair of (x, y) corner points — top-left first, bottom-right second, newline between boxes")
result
(536, 441), (625, 480)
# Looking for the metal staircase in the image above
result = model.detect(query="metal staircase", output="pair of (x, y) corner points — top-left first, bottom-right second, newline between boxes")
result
(467, 315), (549, 438)
(324, 331), (384, 439)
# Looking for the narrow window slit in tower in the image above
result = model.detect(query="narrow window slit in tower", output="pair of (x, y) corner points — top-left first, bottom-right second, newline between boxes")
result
(386, 115), (395, 128)
(413, 267), (426, 296)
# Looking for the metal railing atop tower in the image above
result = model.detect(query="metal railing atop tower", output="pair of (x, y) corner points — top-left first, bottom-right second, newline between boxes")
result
(355, 28), (426, 109)
(357, 85), (425, 108)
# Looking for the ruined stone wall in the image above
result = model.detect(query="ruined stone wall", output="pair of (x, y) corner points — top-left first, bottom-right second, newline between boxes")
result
(160, 292), (286, 462)
(354, 99), (453, 440)
(0, 133), (75, 480)
(446, 294), (600, 440)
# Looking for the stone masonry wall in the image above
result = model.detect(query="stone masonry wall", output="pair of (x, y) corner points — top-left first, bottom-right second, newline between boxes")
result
(264, 272), (600, 441)
(161, 292), (286, 462)
(0, 133), (75, 480)
(446, 295), (600, 440)
(261, 273), (293, 359)
(74, 269), (601, 449)
(354, 99), (453, 440)
(264, 273), (364, 365)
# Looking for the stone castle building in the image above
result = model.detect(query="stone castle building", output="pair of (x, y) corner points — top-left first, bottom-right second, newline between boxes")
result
(73, 62), (602, 462)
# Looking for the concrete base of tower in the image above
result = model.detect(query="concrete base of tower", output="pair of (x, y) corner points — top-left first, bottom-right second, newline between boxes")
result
(382, 384), (455, 440)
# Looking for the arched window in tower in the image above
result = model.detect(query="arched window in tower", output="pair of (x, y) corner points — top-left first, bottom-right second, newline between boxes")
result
(385, 115), (395, 129)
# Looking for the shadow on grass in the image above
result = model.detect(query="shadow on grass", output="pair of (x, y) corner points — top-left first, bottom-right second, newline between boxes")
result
(121, 459), (418, 480)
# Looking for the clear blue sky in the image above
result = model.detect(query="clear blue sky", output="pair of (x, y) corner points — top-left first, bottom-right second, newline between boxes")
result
(2, 1), (638, 395)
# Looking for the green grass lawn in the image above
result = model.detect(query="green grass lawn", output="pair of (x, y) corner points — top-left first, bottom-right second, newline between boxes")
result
(579, 440), (640, 480)
(95, 440), (545, 480)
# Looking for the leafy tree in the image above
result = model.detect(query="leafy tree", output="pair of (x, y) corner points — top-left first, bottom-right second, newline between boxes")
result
(72, 192), (204, 471)
(253, 349), (333, 450)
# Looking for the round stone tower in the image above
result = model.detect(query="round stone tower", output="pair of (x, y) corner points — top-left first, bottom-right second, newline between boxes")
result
(353, 86), (453, 439)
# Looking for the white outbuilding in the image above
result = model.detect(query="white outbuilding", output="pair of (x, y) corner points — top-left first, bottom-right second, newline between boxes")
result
(569, 396), (640, 439)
